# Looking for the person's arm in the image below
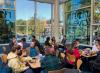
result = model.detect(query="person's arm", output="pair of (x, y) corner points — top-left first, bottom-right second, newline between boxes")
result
(26, 47), (30, 56)
(41, 58), (46, 69)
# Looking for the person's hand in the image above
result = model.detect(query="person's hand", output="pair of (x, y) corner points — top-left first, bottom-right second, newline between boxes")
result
(24, 66), (29, 70)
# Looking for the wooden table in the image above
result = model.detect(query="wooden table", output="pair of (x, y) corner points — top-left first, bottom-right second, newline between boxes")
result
(29, 58), (41, 68)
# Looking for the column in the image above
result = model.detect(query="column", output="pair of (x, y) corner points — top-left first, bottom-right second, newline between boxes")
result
(51, 4), (53, 38)
(90, 0), (94, 45)
(34, 0), (37, 35)
(52, 0), (60, 42)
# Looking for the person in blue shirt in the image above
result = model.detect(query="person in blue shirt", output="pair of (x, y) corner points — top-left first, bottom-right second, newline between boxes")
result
(29, 42), (38, 58)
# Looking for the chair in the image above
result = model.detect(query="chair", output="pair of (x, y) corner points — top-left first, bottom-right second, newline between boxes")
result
(1, 54), (8, 64)
(1, 47), (8, 64)
(0, 52), (12, 73)
(66, 53), (76, 64)
(60, 53), (65, 59)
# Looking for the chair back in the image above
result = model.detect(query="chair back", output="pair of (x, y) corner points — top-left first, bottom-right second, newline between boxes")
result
(60, 53), (65, 59)
(1, 54), (7, 64)
(67, 53), (76, 63)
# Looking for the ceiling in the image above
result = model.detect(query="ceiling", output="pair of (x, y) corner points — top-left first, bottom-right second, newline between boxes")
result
(29, 0), (68, 4)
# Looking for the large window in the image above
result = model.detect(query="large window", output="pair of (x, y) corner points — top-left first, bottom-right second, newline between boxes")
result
(94, 0), (100, 23)
(0, 0), (15, 43)
(92, 0), (100, 39)
(64, 0), (91, 44)
(16, 0), (51, 42)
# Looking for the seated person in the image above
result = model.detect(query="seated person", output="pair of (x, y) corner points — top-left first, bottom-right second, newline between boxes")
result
(64, 40), (80, 68)
(41, 46), (62, 72)
(65, 50), (76, 69)
(90, 39), (100, 72)
(20, 49), (32, 62)
(28, 42), (43, 59)
(18, 46), (42, 73)
(7, 46), (33, 73)
(44, 37), (51, 49)
(77, 39), (100, 72)
(92, 38), (100, 52)
(21, 38), (30, 49)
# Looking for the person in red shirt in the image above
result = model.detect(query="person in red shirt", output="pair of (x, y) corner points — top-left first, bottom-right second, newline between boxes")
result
(64, 39), (81, 68)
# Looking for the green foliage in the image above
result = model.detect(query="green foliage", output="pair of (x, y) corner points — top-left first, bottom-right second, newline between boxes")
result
(94, 1), (100, 23)
(16, 17), (46, 36)
(16, 19), (26, 25)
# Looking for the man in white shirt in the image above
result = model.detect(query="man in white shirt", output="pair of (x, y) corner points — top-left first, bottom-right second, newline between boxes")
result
(92, 39), (100, 52)
(92, 45), (99, 52)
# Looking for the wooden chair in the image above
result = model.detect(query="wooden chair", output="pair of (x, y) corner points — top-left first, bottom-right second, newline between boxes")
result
(60, 53), (65, 59)
(1, 47), (8, 64)
(66, 53), (76, 63)
(1, 54), (8, 64)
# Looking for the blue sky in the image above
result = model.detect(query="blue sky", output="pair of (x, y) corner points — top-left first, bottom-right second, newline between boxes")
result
(16, 0), (51, 20)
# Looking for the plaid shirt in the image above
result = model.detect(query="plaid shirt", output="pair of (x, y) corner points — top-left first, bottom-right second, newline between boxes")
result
(41, 55), (61, 71)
